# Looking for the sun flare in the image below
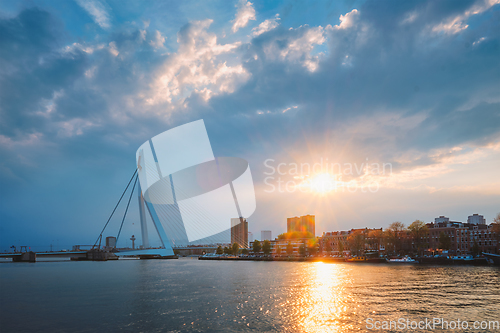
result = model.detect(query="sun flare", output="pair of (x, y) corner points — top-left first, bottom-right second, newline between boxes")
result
(298, 173), (339, 194)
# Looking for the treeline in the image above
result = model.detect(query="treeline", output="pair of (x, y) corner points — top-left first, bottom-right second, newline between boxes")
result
(341, 215), (500, 256)
(344, 220), (430, 256)
(215, 240), (273, 256)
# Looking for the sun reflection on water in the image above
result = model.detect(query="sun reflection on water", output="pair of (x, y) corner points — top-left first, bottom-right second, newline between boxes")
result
(283, 262), (358, 333)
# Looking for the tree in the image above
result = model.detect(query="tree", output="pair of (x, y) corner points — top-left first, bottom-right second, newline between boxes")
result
(495, 213), (500, 224)
(438, 232), (451, 250)
(492, 213), (500, 243)
(471, 239), (480, 257)
(338, 241), (344, 256)
(241, 248), (249, 255)
(368, 229), (384, 253)
(325, 241), (332, 255)
(286, 242), (293, 256)
(308, 243), (318, 256)
(387, 222), (406, 254)
(276, 246), (281, 256)
(347, 230), (365, 256)
(252, 240), (261, 254)
(232, 242), (240, 255)
(408, 220), (429, 255)
(223, 246), (230, 254)
(277, 231), (314, 240)
(262, 240), (271, 256)
(299, 243), (306, 256)
(216, 246), (223, 255)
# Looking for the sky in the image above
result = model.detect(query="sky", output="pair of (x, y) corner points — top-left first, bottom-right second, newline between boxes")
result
(0, 0), (499, 251)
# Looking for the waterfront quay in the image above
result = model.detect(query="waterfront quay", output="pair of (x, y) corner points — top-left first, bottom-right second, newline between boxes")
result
(198, 254), (493, 265)
(198, 212), (500, 266)
(234, 213), (500, 263)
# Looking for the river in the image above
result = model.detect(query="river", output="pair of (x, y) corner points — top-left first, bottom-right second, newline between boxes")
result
(1, 258), (499, 332)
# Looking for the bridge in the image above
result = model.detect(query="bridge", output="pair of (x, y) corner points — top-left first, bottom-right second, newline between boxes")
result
(173, 246), (218, 256)
(0, 251), (85, 262)
(4, 121), (253, 262)
(0, 248), (178, 262)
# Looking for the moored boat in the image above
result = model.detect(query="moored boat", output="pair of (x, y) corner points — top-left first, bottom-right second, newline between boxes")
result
(346, 256), (367, 262)
(450, 254), (473, 264)
(345, 256), (385, 263)
(482, 252), (500, 266)
(386, 255), (418, 264)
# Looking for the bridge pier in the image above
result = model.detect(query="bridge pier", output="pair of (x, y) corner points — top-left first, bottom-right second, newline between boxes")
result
(85, 250), (119, 261)
(139, 254), (178, 259)
(12, 252), (36, 262)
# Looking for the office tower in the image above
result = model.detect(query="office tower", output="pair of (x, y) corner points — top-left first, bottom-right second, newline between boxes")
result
(231, 218), (248, 248)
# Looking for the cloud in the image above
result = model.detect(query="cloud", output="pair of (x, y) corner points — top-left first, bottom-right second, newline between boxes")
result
(472, 36), (486, 46)
(334, 9), (359, 30)
(57, 118), (99, 138)
(108, 41), (119, 56)
(0, 8), (88, 142)
(281, 26), (326, 71)
(1, 1), (500, 248)
(252, 14), (280, 36)
(147, 19), (248, 106)
(149, 30), (166, 49)
(0, 132), (45, 149)
(204, 0), (500, 176)
(245, 24), (327, 72)
(62, 42), (104, 54)
(76, 0), (111, 29)
(431, 0), (500, 34)
(232, 0), (256, 33)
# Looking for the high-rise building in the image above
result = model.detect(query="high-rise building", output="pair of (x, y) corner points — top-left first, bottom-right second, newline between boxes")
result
(287, 215), (315, 236)
(467, 214), (486, 225)
(231, 218), (248, 248)
(261, 230), (272, 241)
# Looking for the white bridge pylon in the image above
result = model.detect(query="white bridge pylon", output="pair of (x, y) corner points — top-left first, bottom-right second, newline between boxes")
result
(133, 119), (256, 254)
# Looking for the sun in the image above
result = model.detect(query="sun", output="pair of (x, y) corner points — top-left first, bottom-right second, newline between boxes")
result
(298, 173), (339, 194)
(310, 173), (336, 193)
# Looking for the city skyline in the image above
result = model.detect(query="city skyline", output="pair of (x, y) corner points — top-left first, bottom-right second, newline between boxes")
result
(1, 0), (500, 251)
(250, 212), (497, 238)
(1, 2), (499, 332)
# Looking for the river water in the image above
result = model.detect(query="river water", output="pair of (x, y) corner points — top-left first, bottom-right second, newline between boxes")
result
(1, 258), (499, 332)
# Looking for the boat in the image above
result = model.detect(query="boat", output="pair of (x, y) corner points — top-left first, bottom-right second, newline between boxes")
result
(346, 256), (367, 262)
(345, 256), (386, 263)
(482, 252), (500, 266)
(386, 256), (418, 263)
(450, 255), (474, 264)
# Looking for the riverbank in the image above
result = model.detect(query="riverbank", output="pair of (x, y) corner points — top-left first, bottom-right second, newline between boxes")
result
(198, 255), (493, 265)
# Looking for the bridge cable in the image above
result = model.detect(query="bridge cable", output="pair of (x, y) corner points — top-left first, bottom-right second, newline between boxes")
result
(116, 174), (138, 245)
(92, 168), (137, 249)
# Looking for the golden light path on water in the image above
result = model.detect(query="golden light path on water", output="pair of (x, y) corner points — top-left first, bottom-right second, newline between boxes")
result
(282, 262), (358, 333)
(2, 259), (500, 332)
